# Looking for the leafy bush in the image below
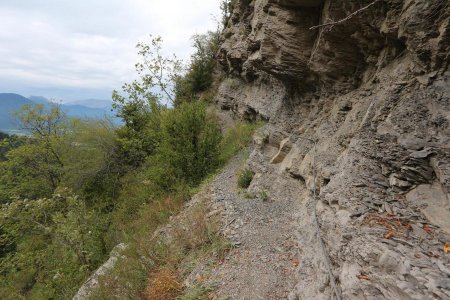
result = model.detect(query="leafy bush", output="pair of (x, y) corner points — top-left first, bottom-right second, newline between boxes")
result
(238, 168), (254, 189)
(148, 101), (222, 189)
(113, 97), (164, 168)
(174, 32), (220, 106)
(0, 192), (108, 299)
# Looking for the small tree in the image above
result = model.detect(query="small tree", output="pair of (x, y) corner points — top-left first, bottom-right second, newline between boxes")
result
(0, 105), (68, 200)
(174, 31), (220, 106)
(112, 36), (182, 109)
(148, 102), (222, 189)
(112, 36), (182, 167)
(15, 103), (67, 169)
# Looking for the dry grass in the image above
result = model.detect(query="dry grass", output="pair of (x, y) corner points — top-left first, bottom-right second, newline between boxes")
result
(93, 188), (230, 299)
(145, 269), (182, 300)
(171, 205), (215, 251)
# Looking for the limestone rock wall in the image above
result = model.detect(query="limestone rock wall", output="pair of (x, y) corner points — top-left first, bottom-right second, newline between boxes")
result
(216, 0), (450, 299)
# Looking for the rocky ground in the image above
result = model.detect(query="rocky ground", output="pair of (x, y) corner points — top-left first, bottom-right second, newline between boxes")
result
(204, 153), (303, 299)
(197, 127), (450, 300)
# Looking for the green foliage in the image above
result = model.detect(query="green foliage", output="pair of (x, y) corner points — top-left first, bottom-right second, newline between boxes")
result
(112, 36), (179, 167)
(0, 142), (58, 201)
(0, 131), (8, 140)
(0, 134), (25, 162)
(0, 192), (108, 299)
(148, 101), (222, 189)
(60, 119), (121, 210)
(115, 100), (163, 168)
(0, 104), (67, 202)
(0, 31), (261, 299)
(0, 106), (120, 207)
(220, 121), (263, 163)
(0, 106), (120, 297)
(174, 31), (220, 106)
(238, 168), (254, 189)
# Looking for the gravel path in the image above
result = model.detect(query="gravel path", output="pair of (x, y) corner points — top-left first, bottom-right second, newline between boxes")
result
(206, 153), (304, 300)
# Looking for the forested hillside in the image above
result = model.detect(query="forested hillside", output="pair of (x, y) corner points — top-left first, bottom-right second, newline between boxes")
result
(0, 11), (253, 298)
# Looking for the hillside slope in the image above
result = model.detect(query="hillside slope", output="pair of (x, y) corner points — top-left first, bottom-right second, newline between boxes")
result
(0, 93), (119, 132)
(211, 0), (450, 299)
(0, 93), (34, 130)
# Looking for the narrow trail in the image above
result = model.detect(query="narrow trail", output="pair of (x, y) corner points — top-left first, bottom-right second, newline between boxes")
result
(205, 154), (305, 300)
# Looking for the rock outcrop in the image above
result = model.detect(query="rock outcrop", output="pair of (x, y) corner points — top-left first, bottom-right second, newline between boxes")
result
(73, 244), (127, 300)
(215, 0), (450, 299)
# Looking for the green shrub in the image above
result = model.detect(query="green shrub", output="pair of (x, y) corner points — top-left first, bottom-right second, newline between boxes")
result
(219, 121), (263, 163)
(148, 101), (222, 189)
(238, 168), (254, 189)
(174, 32), (219, 106)
(0, 192), (109, 299)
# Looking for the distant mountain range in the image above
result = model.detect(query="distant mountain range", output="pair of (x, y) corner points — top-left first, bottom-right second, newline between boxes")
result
(0, 93), (121, 134)
(66, 98), (113, 109)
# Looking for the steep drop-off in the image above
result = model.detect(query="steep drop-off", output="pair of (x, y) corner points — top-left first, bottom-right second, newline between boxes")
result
(214, 0), (450, 299)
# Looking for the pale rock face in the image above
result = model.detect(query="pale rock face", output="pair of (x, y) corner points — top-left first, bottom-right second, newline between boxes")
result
(216, 0), (450, 299)
(73, 244), (127, 300)
(270, 137), (292, 164)
(406, 182), (450, 234)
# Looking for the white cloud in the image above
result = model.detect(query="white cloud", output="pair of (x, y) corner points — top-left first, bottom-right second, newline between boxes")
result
(0, 0), (221, 101)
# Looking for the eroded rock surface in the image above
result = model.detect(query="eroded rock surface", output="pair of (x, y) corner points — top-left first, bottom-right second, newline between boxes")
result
(214, 0), (450, 299)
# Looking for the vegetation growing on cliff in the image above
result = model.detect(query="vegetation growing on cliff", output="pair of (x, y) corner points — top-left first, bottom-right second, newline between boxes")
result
(0, 29), (258, 299)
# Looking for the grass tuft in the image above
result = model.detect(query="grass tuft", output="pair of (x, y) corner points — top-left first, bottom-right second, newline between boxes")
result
(145, 268), (182, 300)
(238, 168), (254, 189)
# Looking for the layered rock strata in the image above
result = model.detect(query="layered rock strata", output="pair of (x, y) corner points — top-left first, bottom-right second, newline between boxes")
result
(216, 0), (450, 298)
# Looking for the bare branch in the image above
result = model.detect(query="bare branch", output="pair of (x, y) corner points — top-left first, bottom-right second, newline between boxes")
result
(309, 0), (381, 30)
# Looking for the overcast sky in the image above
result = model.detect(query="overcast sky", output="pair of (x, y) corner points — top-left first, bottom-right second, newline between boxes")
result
(0, 0), (221, 101)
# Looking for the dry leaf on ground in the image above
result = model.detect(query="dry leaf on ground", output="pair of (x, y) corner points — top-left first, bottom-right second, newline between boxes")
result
(384, 232), (394, 239)
(357, 273), (370, 280)
(444, 243), (450, 254)
(291, 258), (300, 267)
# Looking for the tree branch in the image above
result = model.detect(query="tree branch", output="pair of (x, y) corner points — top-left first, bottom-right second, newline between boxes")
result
(309, 0), (381, 30)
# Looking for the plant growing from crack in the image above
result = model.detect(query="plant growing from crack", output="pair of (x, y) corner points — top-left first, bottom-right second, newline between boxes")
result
(237, 168), (254, 189)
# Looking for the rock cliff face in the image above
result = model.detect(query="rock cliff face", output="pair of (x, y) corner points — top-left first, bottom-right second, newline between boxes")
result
(216, 0), (450, 299)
